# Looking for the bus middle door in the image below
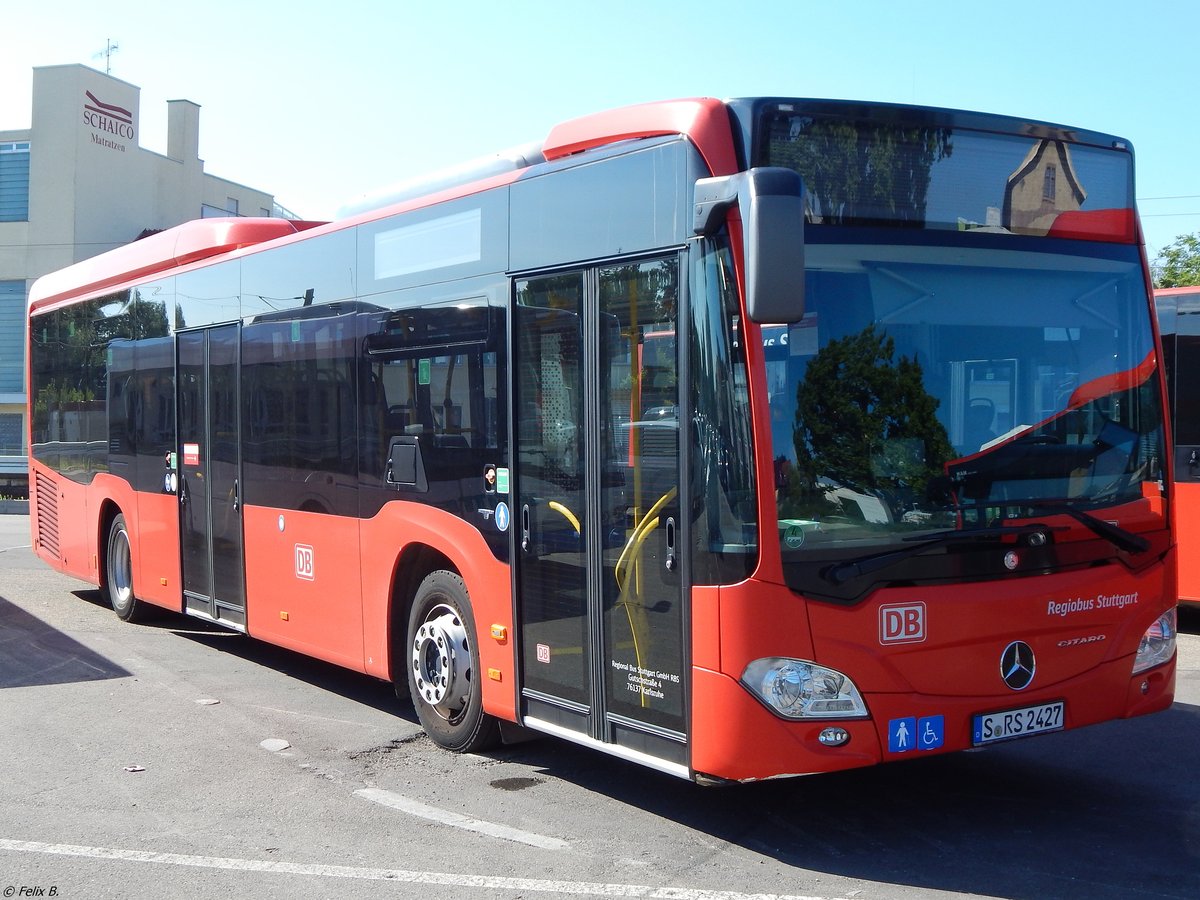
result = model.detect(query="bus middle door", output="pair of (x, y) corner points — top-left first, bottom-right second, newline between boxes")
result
(177, 324), (246, 629)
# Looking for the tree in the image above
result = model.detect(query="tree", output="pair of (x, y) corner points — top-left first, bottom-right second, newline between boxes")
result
(767, 117), (953, 227)
(1153, 233), (1200, 288)
(782, 325), (954, 520)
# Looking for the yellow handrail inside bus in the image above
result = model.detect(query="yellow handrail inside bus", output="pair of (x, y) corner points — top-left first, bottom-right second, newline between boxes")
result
(613, 486), (677, 707)
(547, 501), (580, 534)
(614, 486), (677, 591)
(616, 514), (657, 704)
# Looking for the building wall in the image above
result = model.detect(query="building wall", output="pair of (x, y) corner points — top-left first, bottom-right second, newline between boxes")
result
(0, 64), (285, 495)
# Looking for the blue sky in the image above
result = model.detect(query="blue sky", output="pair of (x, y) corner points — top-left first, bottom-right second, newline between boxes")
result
(3, 0), (1195, 261)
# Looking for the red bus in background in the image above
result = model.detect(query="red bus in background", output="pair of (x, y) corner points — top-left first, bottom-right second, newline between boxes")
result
(27, 97), (1177, 783)
(1156, 285), (1200, 605)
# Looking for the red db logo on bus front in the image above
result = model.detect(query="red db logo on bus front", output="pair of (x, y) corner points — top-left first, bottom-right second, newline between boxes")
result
(880, 602), (926, 644)
(295, 544), (315, 581)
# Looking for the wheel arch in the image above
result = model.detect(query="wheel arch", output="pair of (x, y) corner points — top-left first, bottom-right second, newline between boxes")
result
(387, 543), (457, 685)
(361, 501), (516, 723)
(96, 497), (124, 595)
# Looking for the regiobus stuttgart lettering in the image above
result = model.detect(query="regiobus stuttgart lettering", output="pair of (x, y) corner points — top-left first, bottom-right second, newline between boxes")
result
(1047, 591), (1140, 617)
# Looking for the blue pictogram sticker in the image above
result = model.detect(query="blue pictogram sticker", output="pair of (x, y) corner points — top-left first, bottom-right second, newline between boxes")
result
(888, 717), (917, 753)
(494, 501), (511, 532)
(918, 715), (945, 751)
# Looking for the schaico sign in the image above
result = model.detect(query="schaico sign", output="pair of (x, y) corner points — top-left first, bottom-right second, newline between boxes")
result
(83, 90), (134, 151)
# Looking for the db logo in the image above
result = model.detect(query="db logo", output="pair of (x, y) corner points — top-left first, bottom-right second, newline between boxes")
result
(880, 602), (926, 644)
(295, 544), (315, 581)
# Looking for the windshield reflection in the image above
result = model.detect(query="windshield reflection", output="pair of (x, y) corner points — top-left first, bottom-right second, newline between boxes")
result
(768, 235), (1165, 557)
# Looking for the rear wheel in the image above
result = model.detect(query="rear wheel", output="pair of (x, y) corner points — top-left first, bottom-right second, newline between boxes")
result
(405, 570), (500, 752)
(104, 514), (145, 622)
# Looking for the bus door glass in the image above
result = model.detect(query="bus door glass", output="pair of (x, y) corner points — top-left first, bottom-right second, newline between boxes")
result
(177, 324), (246, 628)
(514, 257), (687, 759)
(1172, 306), (1200, 482)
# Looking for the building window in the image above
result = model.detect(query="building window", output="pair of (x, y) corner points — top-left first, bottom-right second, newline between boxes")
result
(0, 142), (31, 222)
(1043, 165), (1057, 202)
(0, 280), (25, 393)
(202, 198), (246, 218)
(0, 413), (22, 455)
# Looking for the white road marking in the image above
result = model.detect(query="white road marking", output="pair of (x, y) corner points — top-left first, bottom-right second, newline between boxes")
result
(0, 837), (848, 899)
(249, 704), (394, 728)
(354, 786), (570, 850)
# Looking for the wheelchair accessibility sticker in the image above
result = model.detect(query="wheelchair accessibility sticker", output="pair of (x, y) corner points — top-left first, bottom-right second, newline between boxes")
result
(888, 715), (945, 753)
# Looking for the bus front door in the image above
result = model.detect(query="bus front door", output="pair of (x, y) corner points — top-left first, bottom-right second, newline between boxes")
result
(177, 324), (246, 629)
(514, 260), (688, 772)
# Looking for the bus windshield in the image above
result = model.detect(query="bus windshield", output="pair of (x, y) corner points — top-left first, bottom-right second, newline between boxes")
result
(767, 232), (1165, 595)
(758, 104), (1134, 237)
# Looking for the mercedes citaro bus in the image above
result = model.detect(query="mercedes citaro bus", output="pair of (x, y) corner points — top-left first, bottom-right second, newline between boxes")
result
(27, 97), (1176, 781)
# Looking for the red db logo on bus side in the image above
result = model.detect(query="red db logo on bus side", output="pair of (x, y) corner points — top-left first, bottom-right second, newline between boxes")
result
(295, 544), (315, 581)
(880, 602), (926, 644)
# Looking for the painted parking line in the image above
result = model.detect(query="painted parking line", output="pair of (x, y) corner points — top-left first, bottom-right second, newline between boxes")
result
(0, 837), (849, 900)
(354, 787), (570, 850)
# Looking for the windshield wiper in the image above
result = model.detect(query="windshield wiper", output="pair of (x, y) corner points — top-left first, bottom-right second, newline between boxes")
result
(1020, 500), (1150, 555)
(822, 524), (1059, 585)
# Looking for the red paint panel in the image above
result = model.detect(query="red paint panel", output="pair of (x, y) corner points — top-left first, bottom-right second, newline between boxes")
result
(1067, 349), (1156, 409)
(869, 654), (1170, 763)
(1177, 482), (1200, 605)
(243, 505), (365, 672)
(692, 563), (1175, 779)
(690, 666), (880, 780)
(1047, 208), (1136, 243)
(94, 475), (181, 613)
(359, 502), (515, 722)
(30, 466), (93, 584)
(27, 218), (320, 313)
(690, 585), (721, 671)
(716, 579), (815, 677)
(693, 638), (1172, 780)
(132, 491), (181, 611)
(29, 468), (182, 615)
(239, 501), (515, 722)
(807, 563), (1172, 698)
(543, 98), (739, 176)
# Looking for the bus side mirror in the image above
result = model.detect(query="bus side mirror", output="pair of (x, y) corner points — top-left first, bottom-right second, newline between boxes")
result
(694, 167), (805, 324)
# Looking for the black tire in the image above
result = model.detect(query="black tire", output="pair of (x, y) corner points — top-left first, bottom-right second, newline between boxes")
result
(405, 570), (500, 752)
(104, 513), (146, 622)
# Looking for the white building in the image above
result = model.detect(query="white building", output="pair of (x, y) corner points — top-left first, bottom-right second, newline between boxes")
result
(0, 64), (285, 496)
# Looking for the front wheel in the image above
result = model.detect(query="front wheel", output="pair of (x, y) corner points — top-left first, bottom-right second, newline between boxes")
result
(104, 513), (146, 622)
(405, 570), (500, 753)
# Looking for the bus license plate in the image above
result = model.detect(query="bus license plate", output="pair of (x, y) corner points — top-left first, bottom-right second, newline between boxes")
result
(972, 701), (1064, 746)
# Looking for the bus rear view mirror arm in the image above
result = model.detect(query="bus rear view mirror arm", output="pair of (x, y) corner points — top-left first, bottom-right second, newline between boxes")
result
(693, 167), (806, 324)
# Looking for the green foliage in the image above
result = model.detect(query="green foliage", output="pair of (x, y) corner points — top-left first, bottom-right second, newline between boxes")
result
(1152, 233), (1200, 289)
(792, 324), (954, 497)
(768, 118), (953, 226)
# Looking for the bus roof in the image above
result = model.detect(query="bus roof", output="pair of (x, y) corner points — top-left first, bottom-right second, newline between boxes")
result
(28, 95), (1141, 313)
(27, 217), (323, 313)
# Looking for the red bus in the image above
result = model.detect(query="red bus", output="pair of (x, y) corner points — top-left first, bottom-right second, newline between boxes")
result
(27, 97), (1177, 782)
(1155, 285), (1200, 605)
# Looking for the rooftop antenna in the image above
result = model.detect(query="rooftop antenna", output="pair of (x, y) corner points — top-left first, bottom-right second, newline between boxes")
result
(92, 38), (120, 75)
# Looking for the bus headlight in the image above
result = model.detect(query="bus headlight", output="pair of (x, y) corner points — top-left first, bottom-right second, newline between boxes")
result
(740, 658), (869, 719)
(1132, 609), (1177, 675)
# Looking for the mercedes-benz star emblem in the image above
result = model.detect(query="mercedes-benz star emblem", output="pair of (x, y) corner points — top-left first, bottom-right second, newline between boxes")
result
(1000, 640), (1036, 691)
